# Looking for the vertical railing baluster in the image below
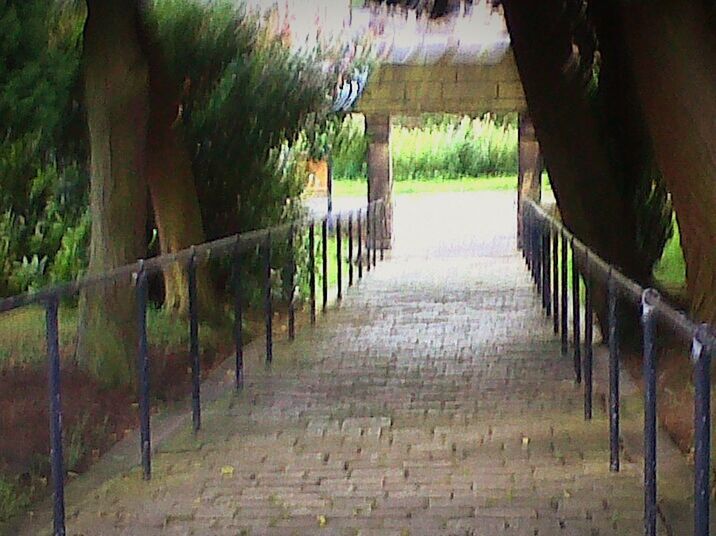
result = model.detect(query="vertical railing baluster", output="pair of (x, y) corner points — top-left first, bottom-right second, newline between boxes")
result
(543, 220), (551, 315)
(233, 239), (244, 390)
(357, 209), (363, 280)
(571, 239), (581, 384)
(642, 289), (658, 536)
(136, 263), (151, 479)
(188, 249), (201, 432)
(534, 212), (541, 291)
(560, 231), (568, 355)
(524, 206), (531, 270)
(538, 216), (543, 294)
(532, 209), (538, 284)
(288, 225), (296, 341)
(552, 224), (559, 334)
(348, 213), (354, 287)
(380, 201), (385, 261)
(336, 215), (342, 301)
(608, 273), (620, 472)
(539, 216), (544, 300)
(322, 217), (328, 309)
(529, 208), (535, 276)
(527, 208), (533, 277)
(694, 324), (711, 536)
(46, 296), (66, 536)
(372, 204), (377, 268)
(519, 203), (524, 255)
(309, 223), (316, 325)
(366, 206), (371, 273)
(584, 252), (593, 420)
(264, 233), (273, 364)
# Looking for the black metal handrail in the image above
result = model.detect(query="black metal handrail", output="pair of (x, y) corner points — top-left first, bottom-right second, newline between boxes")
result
(521, 199), (716, 536)
(4, 198), (388, 536)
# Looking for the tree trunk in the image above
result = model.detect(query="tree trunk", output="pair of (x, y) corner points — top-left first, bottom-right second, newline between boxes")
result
(516, 114), (542, 247)
(141, 27), (216, 317)
(77, 0), (149, 387)
(620, 2), (716, 325)
(501, 1), (649, 331)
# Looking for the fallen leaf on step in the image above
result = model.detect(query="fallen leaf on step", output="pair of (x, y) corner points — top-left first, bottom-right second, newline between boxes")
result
(220, 465), (235, 476)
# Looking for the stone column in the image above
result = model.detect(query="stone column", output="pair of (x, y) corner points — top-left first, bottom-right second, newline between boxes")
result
(365, 113), (393, 248)
(517, 113), (542, 247)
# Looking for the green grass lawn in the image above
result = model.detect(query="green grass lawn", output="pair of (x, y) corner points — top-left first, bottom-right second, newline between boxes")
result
(332, 175), (520, 197)
(0, 303), (226, 370)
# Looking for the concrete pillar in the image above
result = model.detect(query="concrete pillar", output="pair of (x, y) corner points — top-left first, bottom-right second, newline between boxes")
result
(365, 113), (393, 248)
(517, 113), (542, 246)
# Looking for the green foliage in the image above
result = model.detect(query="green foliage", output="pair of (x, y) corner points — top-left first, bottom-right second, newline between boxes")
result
(0, 1), (87, 296)
(328, 115), (369, 180)
(392, 114), (518, 180)
(0, 476), (30, 523)
(653, 217), (686, 290)
(151, 0), (333, 237)
(331, 114), (518, 182)
(150, 0), (353, 304)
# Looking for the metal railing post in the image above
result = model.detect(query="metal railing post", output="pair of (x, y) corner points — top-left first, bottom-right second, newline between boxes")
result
(571, 239), (581, 384)
(607, 273), (620, 472)
(642, 289), (658, 536)
(188, 248), (201, 432)
(543, 220), (551, 315)
(336, 215), (342, 301)
(537, 215), (543, 293)
(135, 263), (151, 479)
(584, 251), (593, 420)
(232, 240), (244, 390)
(372, 204), (377, 268)
(552, 224), (559, 334)
(322, 218), (328, 309)
(46, 296), (66, 536)
(528, 208), (535, 279)
(524, 206), (531, 270)
(380, 201), (385, 261)
(366, 206), (371, 273)
(538, 215), (544, 297)
(348, 213), (354, 287)
(309, 223), (316, 325)
(530, 208), (536, 276)
(357, 209), (363, 280)
(520, 204), (526, 260)
(264, 233), (273, 364)
(560, 231), (568, 354)
(693, 324), (712, 536)
(288, 225), (296, 340)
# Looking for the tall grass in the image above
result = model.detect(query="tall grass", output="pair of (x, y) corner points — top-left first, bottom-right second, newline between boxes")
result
(332, 113), (518, 182)
(392, 115), (518, 180)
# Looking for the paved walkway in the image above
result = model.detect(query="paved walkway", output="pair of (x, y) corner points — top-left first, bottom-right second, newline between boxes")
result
(30, 193), (664, 535)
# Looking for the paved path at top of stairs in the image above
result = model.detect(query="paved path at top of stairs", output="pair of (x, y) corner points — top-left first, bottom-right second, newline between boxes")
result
(28, 192), (666, 535)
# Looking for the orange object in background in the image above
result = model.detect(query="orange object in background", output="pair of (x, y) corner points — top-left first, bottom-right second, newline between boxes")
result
(305, 159), (330, 196)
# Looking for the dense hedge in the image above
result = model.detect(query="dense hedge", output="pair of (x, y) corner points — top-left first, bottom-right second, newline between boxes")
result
(0, 0), (339, 297)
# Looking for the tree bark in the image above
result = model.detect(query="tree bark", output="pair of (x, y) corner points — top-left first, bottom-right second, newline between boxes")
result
(77, 0), (149, 386)
(501, 1), (650, 331)
(620, 2), (716, 325)
(141, 23), (216, 317)
(516, 113), (542, 247)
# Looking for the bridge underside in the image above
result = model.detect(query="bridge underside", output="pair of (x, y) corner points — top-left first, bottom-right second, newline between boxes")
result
(354, 52), (539, 248)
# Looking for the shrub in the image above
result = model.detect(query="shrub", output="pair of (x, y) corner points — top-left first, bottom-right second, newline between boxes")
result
(0, 1), (87, 296)
(332, 113), (518, 181)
